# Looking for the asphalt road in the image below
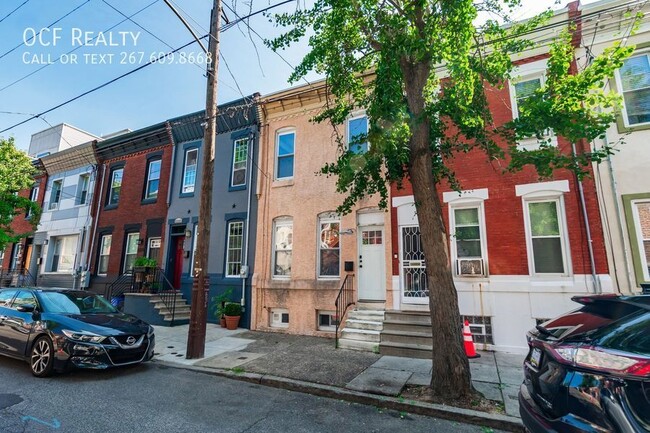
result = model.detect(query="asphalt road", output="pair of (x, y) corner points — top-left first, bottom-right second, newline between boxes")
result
(0, 357), (495, 433)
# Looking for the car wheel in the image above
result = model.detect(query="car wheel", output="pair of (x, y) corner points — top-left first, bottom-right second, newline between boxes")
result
(30, 336), (54, 377)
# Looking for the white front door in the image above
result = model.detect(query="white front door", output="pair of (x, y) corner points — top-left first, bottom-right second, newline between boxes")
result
(400, 225), (429, 304)
(357, 226), (386, 301)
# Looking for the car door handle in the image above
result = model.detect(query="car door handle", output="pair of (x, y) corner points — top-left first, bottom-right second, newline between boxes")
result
(0, 315), (7, 321)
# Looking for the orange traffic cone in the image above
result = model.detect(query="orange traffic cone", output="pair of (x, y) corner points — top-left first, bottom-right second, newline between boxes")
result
(463, 320), (480, 359)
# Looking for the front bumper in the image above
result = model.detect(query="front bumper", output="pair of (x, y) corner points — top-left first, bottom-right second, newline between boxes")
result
(53, 334), (155, 371)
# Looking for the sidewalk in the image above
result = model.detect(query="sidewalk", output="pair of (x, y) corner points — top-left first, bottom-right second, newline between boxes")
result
(153, 325), (525, 430)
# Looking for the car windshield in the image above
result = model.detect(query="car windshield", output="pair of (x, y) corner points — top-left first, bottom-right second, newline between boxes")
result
(38, 292), (117, 314)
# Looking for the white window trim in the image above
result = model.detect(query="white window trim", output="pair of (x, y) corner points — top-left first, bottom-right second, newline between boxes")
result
(49, 179), (63, 210)
(275, 129), (295, 181)
(146, 237), (161, 261)
(317, 310), (337, 332)
(225, 221), (244, 278)
(630, 199), (650, 281)
(145, 159), (161, 199)
(317, 213), (341, 279)
(182, 148), (198, 194)
(614, 52), (650, 128)
(347, 113), (369, 153)
(49, 235), (78, 273)
(509, 59), (558, 150)
(272, 218), (293, 279)
(123, 232), (140, 274)
(521, 194), (572, 277)
(231, 138), (248, 187)
(98, 234), (111, 276)
(448, 199), (488, 278)
(108, 168), (123, 205)
(76, 173), (90, 206)
(190, 227), (198, 276)
(27, 186), (39, 217)
(270, 308), (289, 328)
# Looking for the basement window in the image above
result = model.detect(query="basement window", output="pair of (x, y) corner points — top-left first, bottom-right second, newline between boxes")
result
(270, 308), (289, 328)
(317, 310), (337, 332)
(462, 315), (494, 345)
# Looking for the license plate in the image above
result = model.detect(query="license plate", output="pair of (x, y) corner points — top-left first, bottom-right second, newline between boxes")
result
(530, 347), (542, 368)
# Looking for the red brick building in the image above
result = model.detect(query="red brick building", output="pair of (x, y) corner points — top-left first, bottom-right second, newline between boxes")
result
(389, 52), (609, 352)
(0, 161), (47, 283)
(89, 122), (173, 292)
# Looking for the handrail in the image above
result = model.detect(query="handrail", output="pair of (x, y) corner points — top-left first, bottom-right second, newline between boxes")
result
(154, 269), (179, 326)
(334, 273), (355, 348)
(0, 268), (36, 287)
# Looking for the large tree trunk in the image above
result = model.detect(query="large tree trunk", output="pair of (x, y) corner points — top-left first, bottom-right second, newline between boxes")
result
(401, 60), (473, 399)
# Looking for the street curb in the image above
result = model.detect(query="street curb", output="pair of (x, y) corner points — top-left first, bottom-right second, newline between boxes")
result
(154, 360), (524, 432)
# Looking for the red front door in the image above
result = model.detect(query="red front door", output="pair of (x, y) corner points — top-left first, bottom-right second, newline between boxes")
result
(173, 236), (185, 289)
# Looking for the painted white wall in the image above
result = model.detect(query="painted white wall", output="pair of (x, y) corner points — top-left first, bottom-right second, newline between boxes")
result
(28, 124), (99, 158)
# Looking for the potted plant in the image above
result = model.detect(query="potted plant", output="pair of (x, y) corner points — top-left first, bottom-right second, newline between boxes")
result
(133, 257), (157, 291)
(211, 288), (233, 327)
(223, 302), (242, 330)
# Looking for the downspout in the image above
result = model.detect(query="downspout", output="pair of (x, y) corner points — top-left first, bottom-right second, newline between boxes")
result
(88, 162), (106, 285)
(572, 141), (601, 294)
(241, 128), (257, 308)
(166, 123), (176, 208)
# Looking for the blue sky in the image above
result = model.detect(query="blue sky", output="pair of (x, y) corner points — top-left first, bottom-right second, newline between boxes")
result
(0, 0), (584, 151)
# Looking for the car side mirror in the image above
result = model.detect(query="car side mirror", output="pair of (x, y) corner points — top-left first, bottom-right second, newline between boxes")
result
(16, 304), (36, 313)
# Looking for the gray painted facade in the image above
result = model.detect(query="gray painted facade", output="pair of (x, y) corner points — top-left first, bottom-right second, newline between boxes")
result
(165, 96), (260, 327)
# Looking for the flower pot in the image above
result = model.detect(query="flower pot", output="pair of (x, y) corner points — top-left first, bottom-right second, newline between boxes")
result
(220, 316), (227, 328)
(224, 315), (240, 330)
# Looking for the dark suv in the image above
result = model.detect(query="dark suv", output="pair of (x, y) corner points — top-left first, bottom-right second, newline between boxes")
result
(519, 294), (650, 433)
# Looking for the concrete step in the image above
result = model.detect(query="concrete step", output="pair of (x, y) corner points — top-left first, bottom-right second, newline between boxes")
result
(341, 328), (381, 342)
(382, 320), (432, 334)
(163, 312), (191, 322)
(152, 302), (191, 312)
(345, 319), (383, 331)
(379, 341), (432, 359)
(356, 301), (386, 311)
(338, 338), (379, 352)
(347, 310), (385, 321)
(381, 329), (433, 346)
(384, 310), (431, 324)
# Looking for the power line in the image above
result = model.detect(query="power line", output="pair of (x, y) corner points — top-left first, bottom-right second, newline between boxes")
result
(0, 0), (91, 61)
(0, 0), (160, 94)
(0, 0), (31, 25)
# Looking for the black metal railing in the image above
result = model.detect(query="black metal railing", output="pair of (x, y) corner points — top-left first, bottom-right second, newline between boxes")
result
(335, 274), (355, 348)
(104, 267), (180, 325)
(0, 268), (36, 288)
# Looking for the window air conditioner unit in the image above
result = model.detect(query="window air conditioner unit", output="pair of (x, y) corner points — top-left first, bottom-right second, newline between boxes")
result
(49, 202), (58, 210)
(457, 258), (484, 276)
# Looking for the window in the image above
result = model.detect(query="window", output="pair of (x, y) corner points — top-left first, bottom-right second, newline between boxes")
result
(0, 290), (17, 307)
(108, 168), (123, 206)
(462, 315), (494, 345)
(318, 215), (340, 277)
(76, 174), (90, 205)
(26, 186), (39, 217)
(275, 131), (295, 180)
(270, 308), (289, 328)
(348, 115), (368, 154)
(225, 221), (244, 277)
(526, 200), (567, 274)
(97, 235), (111, 275)
(190, 228), (198, 276)
(273, 218), (293, 277)
(123, 233), (140, 273)
(145, 159), (161, 200)
(11, 291), (37, 309)
(451, 206), (485, 276)
(631, 200), (650, 281)
(49, 179), (62, 210)
(318, 310), (338, 332)
(617, 54), (650, 126)
(182, 149), (198, 194)
(147, 237), (161, 263)
(512, 77), (542, 118)
(231, 139), (248, 187)
(50, 235), (77, 273)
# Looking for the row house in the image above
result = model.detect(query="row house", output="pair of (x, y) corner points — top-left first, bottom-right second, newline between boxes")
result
(0, 160), (47, 284)
(586, 0), (650, 295)
(252, 86), (392, 337)
(166, 96), (260, 327)
(89, 122), (173, 302)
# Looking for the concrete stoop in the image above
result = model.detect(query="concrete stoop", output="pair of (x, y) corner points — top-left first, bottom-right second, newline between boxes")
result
(338, 309), (385, 352)
(150, 293), (192, 324)
(380, 311), (432, 359)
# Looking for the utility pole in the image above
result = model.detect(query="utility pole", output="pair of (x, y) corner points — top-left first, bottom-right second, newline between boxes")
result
(186, 0), (221, 359)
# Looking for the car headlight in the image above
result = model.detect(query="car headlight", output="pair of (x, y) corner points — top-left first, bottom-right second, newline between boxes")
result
(147, 325), (155, 337)
(62, 330), (106, 344)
